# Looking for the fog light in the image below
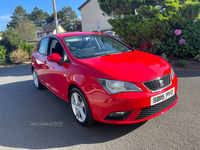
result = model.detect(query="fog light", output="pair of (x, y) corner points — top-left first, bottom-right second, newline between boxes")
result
(105, 111), (132, 120)
(109, 111), (126, 116)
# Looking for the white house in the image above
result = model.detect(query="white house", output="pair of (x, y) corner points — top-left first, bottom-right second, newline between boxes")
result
(78, 0), (114, 33)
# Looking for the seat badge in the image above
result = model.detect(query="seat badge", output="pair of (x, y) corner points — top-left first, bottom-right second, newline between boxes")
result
(159, 80), (164, 87)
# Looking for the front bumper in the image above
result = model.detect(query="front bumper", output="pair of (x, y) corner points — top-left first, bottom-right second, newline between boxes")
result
(101, 94), (178, 124)
(85, 76), (178, 124)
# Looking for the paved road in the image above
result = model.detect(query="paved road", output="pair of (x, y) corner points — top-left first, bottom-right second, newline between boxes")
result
(0, 64), (200, 150)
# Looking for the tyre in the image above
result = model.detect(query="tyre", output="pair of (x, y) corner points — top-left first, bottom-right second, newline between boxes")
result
(32, 69), (45, 90)
(69, 87), (95, 126)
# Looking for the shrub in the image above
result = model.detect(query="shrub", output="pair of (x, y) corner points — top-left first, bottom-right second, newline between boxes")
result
(194, 50), (200, 61)
(108, 15), (170, 48)
(160, 20), (200, 58)
(1, 28), (22, 61)
(140, 42), (153, 53)
(0, 46), (7, 64)
(99, 0), (200, 52)
(177, 60), (189, 67)
(10, 48), (29, 64)
(1, 28), (22, 53)
(20, 41), (36, 58)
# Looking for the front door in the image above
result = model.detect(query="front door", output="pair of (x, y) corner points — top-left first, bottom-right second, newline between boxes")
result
(43, 38), (68, 99)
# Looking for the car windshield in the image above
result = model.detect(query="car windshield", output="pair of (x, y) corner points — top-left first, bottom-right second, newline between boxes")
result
(62, 34), (132, 59)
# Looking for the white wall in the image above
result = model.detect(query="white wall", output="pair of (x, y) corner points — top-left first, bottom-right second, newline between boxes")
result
(81, 0), (113, 32)
(53, 25), (66, 34)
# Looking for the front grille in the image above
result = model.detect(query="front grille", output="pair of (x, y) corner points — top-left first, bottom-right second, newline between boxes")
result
(135, 95), (176, 120)
(143, 74), (171, 92)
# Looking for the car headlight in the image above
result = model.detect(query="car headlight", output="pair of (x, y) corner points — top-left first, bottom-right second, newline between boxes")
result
(171, 67), (175, 79)
(97, 78), (142, 94)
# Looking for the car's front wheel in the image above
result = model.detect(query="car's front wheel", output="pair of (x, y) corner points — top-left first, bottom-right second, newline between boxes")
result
(69, 87), (95, 126)
(32, 69), (44, 90)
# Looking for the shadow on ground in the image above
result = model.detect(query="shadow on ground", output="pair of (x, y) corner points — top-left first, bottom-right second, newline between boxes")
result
(0, 80), (145, 149)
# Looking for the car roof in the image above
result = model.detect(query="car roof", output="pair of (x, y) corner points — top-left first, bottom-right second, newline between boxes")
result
(53, 32), (106, 38)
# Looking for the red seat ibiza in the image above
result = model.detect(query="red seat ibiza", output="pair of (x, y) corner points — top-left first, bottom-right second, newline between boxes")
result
(31, 32), (178, 126)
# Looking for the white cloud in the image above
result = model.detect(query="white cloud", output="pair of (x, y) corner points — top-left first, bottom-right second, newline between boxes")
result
(78, 16), (81, 20)
(0, 14), (11, 21)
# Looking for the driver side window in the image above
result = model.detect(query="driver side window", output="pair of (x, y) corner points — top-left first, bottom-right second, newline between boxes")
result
(50, 39), (63, 56)
(49, 39), (64, 57)
(49, 38), (69, 62)
(63, 51), (69, 62)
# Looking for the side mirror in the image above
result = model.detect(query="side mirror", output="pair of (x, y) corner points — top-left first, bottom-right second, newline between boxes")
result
(47, 53), (61, 63)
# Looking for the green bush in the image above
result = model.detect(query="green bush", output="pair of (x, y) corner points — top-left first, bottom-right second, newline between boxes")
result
(0, 46), (7, 64)
(108, 14), (171, 48)
(194, 50), (200, 61)
(10, 48), (29, 64)
(99, 0), (200, 52)
(20, 41), (36, 58)
(160, 20), (200, 58)
(1, 28), (22, 61)
(177, 60), (189, 67)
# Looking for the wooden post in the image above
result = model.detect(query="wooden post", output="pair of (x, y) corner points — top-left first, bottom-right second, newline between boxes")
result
(52, 0), (59, 34)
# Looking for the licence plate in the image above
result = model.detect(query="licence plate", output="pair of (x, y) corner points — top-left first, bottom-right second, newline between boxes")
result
(151, 87), (175, 106)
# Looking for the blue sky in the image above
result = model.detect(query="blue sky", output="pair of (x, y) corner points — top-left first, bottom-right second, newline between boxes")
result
(0, 0), (86, 31)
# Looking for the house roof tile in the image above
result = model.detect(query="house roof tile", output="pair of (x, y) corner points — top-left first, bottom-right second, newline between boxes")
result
(36, 24), (57, 33)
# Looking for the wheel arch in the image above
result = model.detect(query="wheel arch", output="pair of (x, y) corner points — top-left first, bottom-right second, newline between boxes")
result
(67, 83), (92, 108)
(68, 84), (96, 126)
(68, 84), (78, 101)
(31, 65), (34, 72)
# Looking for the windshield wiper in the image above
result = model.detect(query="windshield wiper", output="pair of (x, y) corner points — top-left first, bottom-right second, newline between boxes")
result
(102, 52), (121, 56)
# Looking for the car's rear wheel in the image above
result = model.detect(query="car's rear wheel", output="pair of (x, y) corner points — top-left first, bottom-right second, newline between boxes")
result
(69, 87), (95, 126)
(33, 69), (44, 90)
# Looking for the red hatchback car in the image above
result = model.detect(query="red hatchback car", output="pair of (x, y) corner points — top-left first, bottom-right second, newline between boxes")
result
(31, 32), (178, 126)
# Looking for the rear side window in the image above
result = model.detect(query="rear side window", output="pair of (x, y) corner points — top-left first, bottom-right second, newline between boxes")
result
(37, 38), (49, 55)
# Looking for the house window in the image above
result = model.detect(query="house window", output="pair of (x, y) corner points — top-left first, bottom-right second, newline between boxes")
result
(37, 33), (44, 38)
(46, 32), (50, 35)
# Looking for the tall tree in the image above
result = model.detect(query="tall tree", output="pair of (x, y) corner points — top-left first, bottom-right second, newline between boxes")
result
(58, 6), (81, 31)
(45, 13), (55, 25)
(7, 5), (27, 28)
(72, 19), (81, 31)
(98, 0), (144, 18)
(30, 7), (49, 26)
(16, 17), (36, 41)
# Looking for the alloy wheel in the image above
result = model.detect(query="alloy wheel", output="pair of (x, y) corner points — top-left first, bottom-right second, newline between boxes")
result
(33, 70), (39, 88)
(71, 92), (86, 122)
